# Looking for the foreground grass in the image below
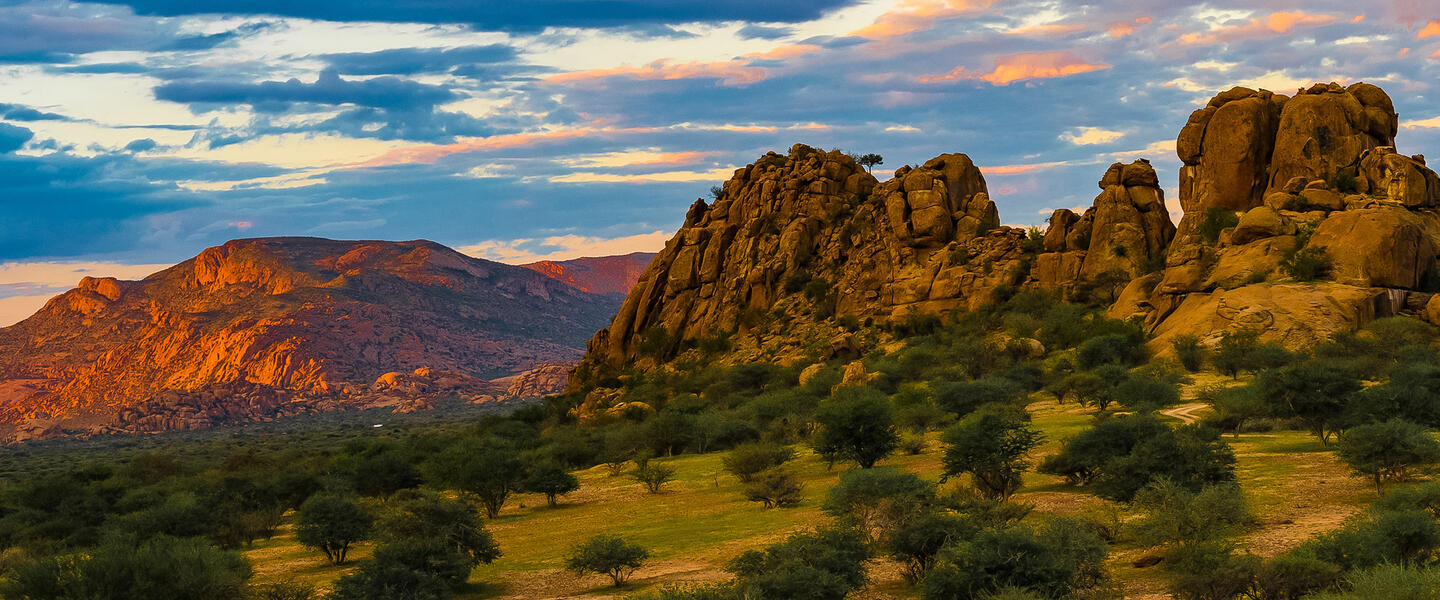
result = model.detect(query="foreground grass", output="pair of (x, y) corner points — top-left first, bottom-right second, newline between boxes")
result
(247, 387), (1387, 600)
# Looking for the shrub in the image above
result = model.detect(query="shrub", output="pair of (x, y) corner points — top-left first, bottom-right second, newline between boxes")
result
(813, 386), (900, 468)
(1198, 208), (1239, 243)
(940, 408), (1043, 500)
(727, 527), (870, 600)
(1095, 424), (1236, 501)
(1336, 419), (1440, 491)
(1279, 246), (1331, 282)
(1130, 479), (1249, 547)
(296, 493), (373, 565)
(1253, 360), (1362, 445)
(1249, 553), (1341, 600)
(332, 542), (453, 600)
(1308, 564), (1440, 600)
(1171, 335), (1204, 372)
(567, 535), (649, 587)
(0, 535), (251, 600)
(1300, 508), (1440, 571)
(921, 519), (1107, 599)
(1039, 413), (1169, 486)
(423, 436), (526, 518)
(1161, 542), (1257, 600)
(743, 468), (803, 509)
(375, 489), (502, 579)
(1076, 333), (1147, 369)
(722, 442), (794, 483)
(886, 510), (977, 582)
(932, 377), (1024, 417)
(632, 463), (677, 494)
(247, 582), (318, 600)
(822, 468), (936, 542)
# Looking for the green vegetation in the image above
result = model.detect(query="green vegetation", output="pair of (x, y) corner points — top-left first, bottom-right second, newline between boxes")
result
(566, 535), (649, 587)
(1199, 207), (1239, 243)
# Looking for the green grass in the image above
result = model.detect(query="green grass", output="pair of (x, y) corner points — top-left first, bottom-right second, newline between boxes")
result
(243, 386), (1391, 600)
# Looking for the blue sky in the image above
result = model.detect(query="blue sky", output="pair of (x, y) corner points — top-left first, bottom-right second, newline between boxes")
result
(3, 0), (1440, 324)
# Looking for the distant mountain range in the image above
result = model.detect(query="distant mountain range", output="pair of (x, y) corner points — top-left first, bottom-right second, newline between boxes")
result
(0, 237), (646, 441)
(522, 252), (655, 296)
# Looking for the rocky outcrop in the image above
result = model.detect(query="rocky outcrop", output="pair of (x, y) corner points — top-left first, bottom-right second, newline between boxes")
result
(0, 237), (620, 440)
(579, 145), (1036, 374)
(1034, 160), (1175, 295)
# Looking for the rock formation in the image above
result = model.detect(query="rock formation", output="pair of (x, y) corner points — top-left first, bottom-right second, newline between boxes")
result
(0, 237), (621, 440)
(579, 81), (1440, 381)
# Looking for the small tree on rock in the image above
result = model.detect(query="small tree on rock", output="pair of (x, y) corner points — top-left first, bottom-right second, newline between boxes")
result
(857, 153), (884, 172)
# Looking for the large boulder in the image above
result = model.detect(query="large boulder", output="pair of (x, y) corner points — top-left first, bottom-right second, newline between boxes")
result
(1308, 208), (1440, 289)
(1266, 82), (1396, 195)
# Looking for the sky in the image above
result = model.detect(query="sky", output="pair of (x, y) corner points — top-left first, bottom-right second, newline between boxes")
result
(3, 0), (1440, 326)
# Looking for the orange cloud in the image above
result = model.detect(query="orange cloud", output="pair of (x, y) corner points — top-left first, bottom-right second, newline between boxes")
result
(985, 160), (1072, 175)
(919, 51), (1110, 86)
(1351, 15), (1364, 23)
(1179, 11), (1337, 45)
(356, 130), (594, 168)
(741, 44), (821, 61)
(564, 150), (714, 169)
(1107, 16), (1152, 38)
(1419, 20), (1440, 39)
(544, 59), (766, 87)
(1006, 23), (1085, 36)
(1400, 47), (1411, 57)
(850, 0), (995, 40)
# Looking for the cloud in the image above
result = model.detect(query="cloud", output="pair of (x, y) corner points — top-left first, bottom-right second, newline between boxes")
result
(547, 167), (736, 184)
(1418, 20), (1440, 39)
(1060, 127), (1124, 145)
(544, 59), (769, 87)
(919, 51), (1111, 86)
(123, 138), (157, 152)
(1178, 11), (1339, 45)
(850, 0), (995, 40)
(154, 70), (460, 112)
(737, 24), (795, 40)
(104, 0), (862, 31)
(459, 231), (670, 264)
(323, 45), (520, 76)
(1107, 16), (1152, 38)
(0, 124), (34, 153)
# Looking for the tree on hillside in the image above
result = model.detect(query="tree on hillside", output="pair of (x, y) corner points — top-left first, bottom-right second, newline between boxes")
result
(566, 535), (649, 587)
(523, 462), (580, 507)
(813, 386), (901, 469)
(1253, 360), (1361, 445)
(423, 436), (526, 518)
(940, 407), (1043, 500)
(296, 492), (373, 565)
(1337, 419), (1440, 492)
(856, 153), (884, 172)
(0, 535), (251, 600)
(723, 442), (794, 483)
(727, 527), (870, 600)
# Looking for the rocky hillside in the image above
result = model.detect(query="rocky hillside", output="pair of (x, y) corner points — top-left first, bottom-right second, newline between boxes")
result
(577, 81), (1440, 380)
(0, 237), (621, 440)
(522, 252), (655, 296)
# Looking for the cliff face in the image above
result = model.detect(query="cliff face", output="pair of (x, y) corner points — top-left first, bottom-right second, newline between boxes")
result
(522, 252), (655, 296)
(579, 81), (1440, 381)
(0, 237), (619, 439)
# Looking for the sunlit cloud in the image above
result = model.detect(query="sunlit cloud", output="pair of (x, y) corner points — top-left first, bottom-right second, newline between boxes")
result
(561, 149), (714, 169)
(1107, 16), (1152, 38)
(547, 167), (735, 183)
(460, 231), (670, 264)
(543, 59), (768, 87)
(1060, 127), (1124, 146)
(850, 0), (995, 40)
(1177, 10), (1338, 45)
(1418, 20), (1440, 39)
(919, 51), (1110, 86)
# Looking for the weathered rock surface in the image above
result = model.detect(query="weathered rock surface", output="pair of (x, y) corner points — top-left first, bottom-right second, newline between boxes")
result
(0, 237), (620, 440)
(522, 252), (655, 296)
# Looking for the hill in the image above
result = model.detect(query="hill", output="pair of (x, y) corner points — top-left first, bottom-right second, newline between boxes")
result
(0, 237), (621, 440)
(521, 252), (655, 296)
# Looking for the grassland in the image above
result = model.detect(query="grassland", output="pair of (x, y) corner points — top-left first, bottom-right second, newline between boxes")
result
(244, 373), (1388, 600)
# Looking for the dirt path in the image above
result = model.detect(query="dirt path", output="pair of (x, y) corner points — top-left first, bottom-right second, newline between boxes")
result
(1159, 402), (1208, 424)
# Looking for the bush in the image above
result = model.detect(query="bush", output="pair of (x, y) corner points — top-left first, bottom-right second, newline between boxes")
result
(1279, 246), (1331, 282)
(940, 408), (1043, 500)
(1130, 479), (1249, 547)
(932, 378), (1024, 417)
(921, 519), (1107, 599)
(1336, 419), (1440, 491)
(1249, 553), (1341, 600)
(1253, 360), (1362, 445)
(1095, 424), (1236, 501)
(296, 493), (373, 565)
(332, 543), (452, 600)
(423, 436), (526, 518)
(743, 468), (803, 509)
(822, 468), (936, 543)
(722, 442), (794, 483)
(375, 489), (502, 581)
(1162, 542), (1257, 600)
(247, 582), (318, 600)
(727, 527), (870, 600)
(1300, 508), (1440, 571)
(1076, 333), (1147, 370)
(1037, 413), (1167, 486)
(632, 462), (677, 494)
(1308, 564), (1440, 600)
(567, 535), (649, 587)
(1171, 335), (1204, 372)
(886, 510), (977, 582)
(0, 535), (251, 600)
(1198, 208), (1239, 243)
(813, 386), (900, 468)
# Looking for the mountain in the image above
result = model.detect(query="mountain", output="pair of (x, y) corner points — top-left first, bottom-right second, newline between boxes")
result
(0, 237), (622, 440)
(521, 252), (655, 296)
(575, 81), (1440, 382)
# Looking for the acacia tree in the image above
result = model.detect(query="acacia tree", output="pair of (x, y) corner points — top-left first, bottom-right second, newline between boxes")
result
(423, 436), (526, 518)
(1337, 419), (1440, 491)
(1254, 360), (1361, 445)
(813, 386), (900, 469)
(566, 535), (649, 587)
(296, 492), (373, 565)
(523, 462), (580, 507)
(941, 408), (1043, 500)
(857, 153), (884, 172)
